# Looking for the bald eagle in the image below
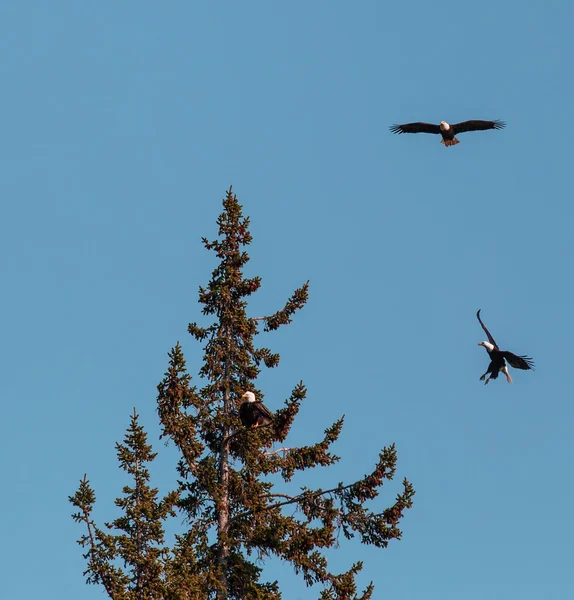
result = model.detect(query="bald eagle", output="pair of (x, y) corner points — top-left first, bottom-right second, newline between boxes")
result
(477, 309), (534, 384)
(390, 119), (505, 147)
(239, 391), (273, 429)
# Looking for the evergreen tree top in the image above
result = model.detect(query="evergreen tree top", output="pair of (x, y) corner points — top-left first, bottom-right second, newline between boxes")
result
(71, 187), (414, 600)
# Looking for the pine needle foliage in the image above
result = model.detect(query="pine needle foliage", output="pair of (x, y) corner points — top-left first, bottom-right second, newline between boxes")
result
(70, 187), (414, 600)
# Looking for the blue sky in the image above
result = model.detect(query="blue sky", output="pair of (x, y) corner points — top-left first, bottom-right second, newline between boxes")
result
(1, 1), (573, 598)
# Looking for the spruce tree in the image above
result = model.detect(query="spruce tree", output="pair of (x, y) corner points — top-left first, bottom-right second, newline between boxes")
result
(70, 187), (414, 599)
(70, 409), (179, 598)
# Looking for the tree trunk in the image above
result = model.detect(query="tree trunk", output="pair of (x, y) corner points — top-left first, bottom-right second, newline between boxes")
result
(216, 434), (229, 598)
(216, 329), (231, 599)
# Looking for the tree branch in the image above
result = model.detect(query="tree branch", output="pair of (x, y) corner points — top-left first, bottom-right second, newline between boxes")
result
(226, 420), (274, 443)
(263, 447), (292, 457)
(82, 506), (116, 598)
(263, 493), (297, 501)
(230, 481), (357, 525)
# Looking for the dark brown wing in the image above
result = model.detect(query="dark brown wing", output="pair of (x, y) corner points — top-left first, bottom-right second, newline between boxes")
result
(452, 120), (505, 135)
(501, 351), (535, 371)
(255, 401), (273, 420)
(476, 309), (499, 349)
(390, 122), (441, 135)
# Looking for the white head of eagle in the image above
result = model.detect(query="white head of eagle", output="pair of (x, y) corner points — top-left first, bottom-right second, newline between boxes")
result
(440, 121), (450, 131)
(478, 341), (495, 353)
(241, 391), (256, 403)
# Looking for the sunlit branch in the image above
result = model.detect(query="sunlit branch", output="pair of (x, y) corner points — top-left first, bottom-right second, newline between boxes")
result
(263, 447), (292, 457)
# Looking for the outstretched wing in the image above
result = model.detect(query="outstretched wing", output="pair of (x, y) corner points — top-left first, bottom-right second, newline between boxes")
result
(390, 122), (441, 135)
(476, 309), (499, 349)
(501, 351), (535, 371)
(452, 120), (505, 135)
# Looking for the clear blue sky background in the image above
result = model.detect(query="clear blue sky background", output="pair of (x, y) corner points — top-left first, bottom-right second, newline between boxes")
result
(1, 2), (572, 598)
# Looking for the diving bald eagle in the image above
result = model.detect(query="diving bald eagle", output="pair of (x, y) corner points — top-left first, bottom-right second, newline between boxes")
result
(476, 309), (534, 385)
(390, 119), (505, 147)
(239, 391), (273, 429)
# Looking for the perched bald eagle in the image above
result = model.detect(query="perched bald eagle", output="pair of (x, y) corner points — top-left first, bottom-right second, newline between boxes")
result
(476, 309), (534, 385)
(390, 119), (505, 147)
(239, 391), (273, 429)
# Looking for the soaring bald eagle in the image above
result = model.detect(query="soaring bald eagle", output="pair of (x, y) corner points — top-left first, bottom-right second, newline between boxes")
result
(476, 309), (534, 384)
(239, 391), (273, 428)
(390, 119), (505, 147)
